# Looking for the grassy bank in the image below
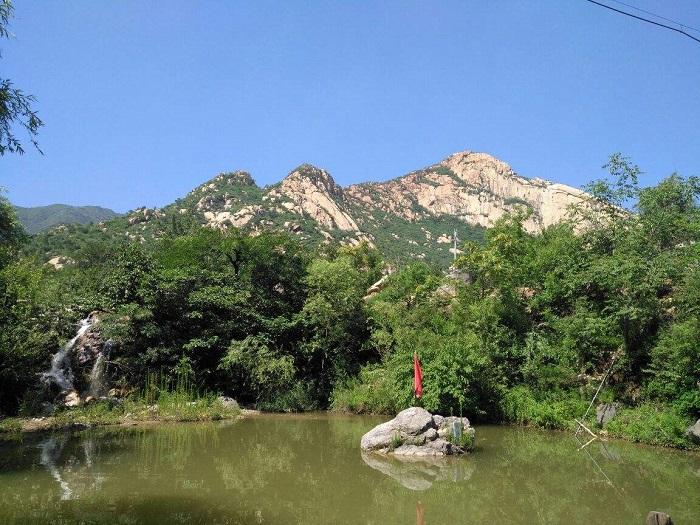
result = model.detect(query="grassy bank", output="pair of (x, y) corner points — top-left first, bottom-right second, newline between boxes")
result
(0, 393), (240, 434)
(332, 383), (699, 450)
(501, 387), (697, 449)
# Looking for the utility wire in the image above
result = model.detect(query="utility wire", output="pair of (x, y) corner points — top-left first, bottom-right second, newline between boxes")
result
(582, 0), (700, 45)
(607, 0), (700, 33)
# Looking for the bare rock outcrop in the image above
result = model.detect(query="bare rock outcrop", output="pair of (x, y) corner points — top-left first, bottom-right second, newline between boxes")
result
(346, 151), (587, 233)
(279, 165), (360, 232)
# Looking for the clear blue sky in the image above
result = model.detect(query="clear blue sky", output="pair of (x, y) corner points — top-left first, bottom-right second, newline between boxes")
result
(2, 0), (699, 212)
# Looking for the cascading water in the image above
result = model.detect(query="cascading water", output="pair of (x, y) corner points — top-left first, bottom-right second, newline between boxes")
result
(87, 340), (112, 399)
(41, 316), (93, 393)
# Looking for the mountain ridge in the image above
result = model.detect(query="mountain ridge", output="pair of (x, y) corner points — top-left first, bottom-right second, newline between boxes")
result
(14, 204), (121, 234)
(31, 151), (589, 265)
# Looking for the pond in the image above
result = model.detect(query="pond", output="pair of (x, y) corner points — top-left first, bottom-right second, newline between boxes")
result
(0, 413), (699, 524)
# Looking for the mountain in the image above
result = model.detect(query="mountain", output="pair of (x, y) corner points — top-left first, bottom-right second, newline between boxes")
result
(15, 204), (121, 234)
(32, 151), (588, 265)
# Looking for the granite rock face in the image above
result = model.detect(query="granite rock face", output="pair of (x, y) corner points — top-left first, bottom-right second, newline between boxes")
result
(360, 407), (474, 456)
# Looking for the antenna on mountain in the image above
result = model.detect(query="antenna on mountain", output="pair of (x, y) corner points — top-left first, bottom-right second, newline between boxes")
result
(452, 229), (458, 264)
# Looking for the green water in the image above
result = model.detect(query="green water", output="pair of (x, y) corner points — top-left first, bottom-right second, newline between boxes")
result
(1, 414), (699, 524)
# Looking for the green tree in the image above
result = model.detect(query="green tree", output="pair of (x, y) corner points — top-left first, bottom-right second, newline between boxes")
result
(0, 188), (25, 266)
(1, 0), (43, 156)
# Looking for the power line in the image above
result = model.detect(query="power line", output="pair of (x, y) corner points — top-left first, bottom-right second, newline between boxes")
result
(607, 0), (700, 34)
(582, 0), (700, 45)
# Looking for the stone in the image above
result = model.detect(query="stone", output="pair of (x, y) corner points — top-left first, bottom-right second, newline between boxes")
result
(360, 407), (473, 456)
(108, 387), (131, 398)
(217, 396), (239, 409)
(423, 428), (438, 441)
(360, 421), (399, 451)
(646, 511), (673, 525)
(596, 403), (621, 426)
(425, 438), (453, 455)
(392, 407), (435, 436)
(63, 391), (81, 407)
(685, 419), (700, 445)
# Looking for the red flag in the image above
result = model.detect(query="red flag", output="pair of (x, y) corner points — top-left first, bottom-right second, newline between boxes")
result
(413, 351), (423, 399)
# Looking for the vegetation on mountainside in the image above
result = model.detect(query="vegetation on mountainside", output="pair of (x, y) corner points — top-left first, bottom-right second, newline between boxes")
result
(333, 155), (700, 447)
(14, 204), (120, 234)
(0, 155), (699, 448)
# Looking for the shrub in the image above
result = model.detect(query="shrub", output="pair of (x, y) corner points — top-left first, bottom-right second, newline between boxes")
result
(605, 404), (695, 449)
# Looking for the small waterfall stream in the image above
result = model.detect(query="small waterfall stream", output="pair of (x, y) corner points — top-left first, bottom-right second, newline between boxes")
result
(41, 317), (93, 393)
(40, 314), (111, 404)
(87, 341), (112, 399)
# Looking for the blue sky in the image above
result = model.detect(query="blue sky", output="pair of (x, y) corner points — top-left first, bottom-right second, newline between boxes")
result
(2, 1), (699, 212)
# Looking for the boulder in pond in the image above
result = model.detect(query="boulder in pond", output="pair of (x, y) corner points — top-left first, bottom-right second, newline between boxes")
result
(686, 419), (700, 445)
(360, 407), (474, 456)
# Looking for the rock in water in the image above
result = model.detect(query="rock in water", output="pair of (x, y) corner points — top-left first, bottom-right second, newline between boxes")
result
(360, 407), (474, 456)
(686, 419), (700, 445)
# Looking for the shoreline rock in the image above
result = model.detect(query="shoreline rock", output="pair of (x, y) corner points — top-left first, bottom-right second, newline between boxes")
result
(686, 419), (700, 445)
(360, 407), (474, 456)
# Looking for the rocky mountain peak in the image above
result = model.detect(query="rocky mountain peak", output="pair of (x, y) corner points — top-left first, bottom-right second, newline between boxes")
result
(440, 151), (519, 186)
(225, 170), (257, 186)
(278, 164), (358, 232)
(191, 171), (257, 196)
(282, 164), (342, 197)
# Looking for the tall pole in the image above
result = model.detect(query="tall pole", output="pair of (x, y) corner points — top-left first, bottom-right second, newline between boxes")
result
(453, 229), (458, 263)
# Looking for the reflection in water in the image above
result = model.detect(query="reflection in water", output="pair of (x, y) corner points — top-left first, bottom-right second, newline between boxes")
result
(0, 418), (698, 524)
(37, 436), (72, 500)
(416, 501), (425, 525)
(573, 433), (613, 486)
(37, 434), (105, 501)
(361, 450), (474, 491)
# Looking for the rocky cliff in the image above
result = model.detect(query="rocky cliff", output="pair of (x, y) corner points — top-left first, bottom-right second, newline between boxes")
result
(347, 152), (586, 233)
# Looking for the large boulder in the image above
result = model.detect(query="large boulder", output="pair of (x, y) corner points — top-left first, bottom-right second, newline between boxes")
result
(686, 419), (700, 445)
(360, 407), (474, 456)
(596, 402), (621, 426)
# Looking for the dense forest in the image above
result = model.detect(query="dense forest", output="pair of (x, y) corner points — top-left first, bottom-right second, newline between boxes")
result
(1, 155), (699, 447)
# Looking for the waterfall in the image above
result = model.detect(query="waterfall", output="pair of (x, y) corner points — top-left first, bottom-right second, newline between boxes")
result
(41, 316), (93, 393)
(87, 340), (112, 399)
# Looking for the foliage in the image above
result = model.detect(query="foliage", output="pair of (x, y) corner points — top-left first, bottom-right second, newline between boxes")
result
(605, 404), (693, 449)
(334, 154), (700, 447)
(0, 0), (43, 155)
(1, 153), (699, 449)
(14, 204), (120, 234)
(0, 188), (25, 265)
(447, 427), (475, 451)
